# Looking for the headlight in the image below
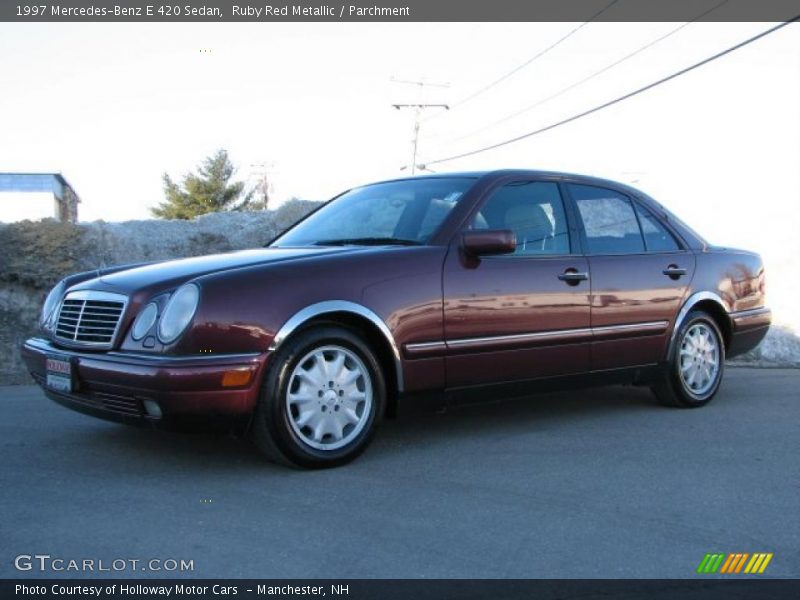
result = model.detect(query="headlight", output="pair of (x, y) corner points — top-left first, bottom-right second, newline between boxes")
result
(157, 284), (200, 344)
(131, 302), (158, 340)
(40, 280), (66, 330)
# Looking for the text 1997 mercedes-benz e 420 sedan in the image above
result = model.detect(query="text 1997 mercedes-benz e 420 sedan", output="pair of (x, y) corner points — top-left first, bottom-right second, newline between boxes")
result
(22, 170), (771, 468)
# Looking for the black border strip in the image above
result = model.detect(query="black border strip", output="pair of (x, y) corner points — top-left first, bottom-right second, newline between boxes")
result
(3, 579), (800, 599)
(3, 0), (800, 23)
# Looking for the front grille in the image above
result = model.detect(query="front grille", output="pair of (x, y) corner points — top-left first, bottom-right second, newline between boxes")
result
(55, 291), (127, 347)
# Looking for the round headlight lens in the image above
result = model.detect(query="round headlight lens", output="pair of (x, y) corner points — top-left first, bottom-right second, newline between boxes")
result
(131, 302), (158, 341)
(40, 281), (65, 329)
(157, 284), (200, 344)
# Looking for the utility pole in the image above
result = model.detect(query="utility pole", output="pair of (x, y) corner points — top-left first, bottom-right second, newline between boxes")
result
(392, 104), (449, 174)
(391, 78), (449, 174)
(249, 161), (276, 210)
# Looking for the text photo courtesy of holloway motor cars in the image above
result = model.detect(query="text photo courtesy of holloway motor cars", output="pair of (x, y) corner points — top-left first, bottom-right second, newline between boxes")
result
(1, 0), (799, 597)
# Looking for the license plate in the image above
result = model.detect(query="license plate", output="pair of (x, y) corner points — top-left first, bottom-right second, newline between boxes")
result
(46, 355), (73, 393)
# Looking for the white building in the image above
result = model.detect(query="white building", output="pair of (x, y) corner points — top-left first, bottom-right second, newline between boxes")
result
(0, 173), (80, 223)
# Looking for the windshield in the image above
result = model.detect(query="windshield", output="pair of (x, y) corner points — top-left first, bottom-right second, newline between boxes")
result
(272, 178), (475, 247)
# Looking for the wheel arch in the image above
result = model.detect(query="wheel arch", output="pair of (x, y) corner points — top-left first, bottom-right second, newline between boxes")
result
(666, 291), (732, 360)
(268, 301), (403, 415)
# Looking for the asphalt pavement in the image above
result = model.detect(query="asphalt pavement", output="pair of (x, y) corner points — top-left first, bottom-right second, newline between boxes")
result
(1, 368), (798, 579)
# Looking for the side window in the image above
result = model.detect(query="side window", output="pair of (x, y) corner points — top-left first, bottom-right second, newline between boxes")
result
(568, 184), (645, 254)
(636, 204), (680, 252)
(471, 181), (570, 256)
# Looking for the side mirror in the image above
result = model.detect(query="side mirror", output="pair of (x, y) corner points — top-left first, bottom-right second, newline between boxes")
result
(462, 229), (516, 257)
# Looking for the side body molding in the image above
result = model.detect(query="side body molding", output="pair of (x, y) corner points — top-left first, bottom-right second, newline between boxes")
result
(268, 300), (404, 393)
(666, 291), (728, 360)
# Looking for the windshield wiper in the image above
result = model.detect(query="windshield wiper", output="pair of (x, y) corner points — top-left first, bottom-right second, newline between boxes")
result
(313, 237), (422, 247)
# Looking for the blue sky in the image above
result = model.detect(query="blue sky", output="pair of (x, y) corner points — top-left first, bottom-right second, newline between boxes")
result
(0, 22), (797, 299)
(2, 21), (798, 326)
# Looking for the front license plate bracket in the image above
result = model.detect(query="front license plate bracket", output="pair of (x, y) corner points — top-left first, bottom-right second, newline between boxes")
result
(45, 354), (74, 393)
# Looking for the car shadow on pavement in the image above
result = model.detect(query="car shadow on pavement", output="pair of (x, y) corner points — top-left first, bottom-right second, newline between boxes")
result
(374, 383), (661, 449)
(72, 383), (660, 471)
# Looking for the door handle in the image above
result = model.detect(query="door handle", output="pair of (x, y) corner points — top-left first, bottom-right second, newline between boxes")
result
(558, 270), (589, 285)
(663, 265), (687, 279)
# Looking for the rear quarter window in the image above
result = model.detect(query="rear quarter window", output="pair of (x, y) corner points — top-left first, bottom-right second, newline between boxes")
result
(636, 205), (681, 252)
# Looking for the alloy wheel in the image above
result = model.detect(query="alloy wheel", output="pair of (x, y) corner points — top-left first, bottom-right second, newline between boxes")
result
(285, 345), (373, 451)
(679, 322), (720, 397)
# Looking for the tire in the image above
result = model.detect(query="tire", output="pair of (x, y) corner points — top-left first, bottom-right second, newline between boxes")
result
(653, 310), (725, 408)
(252, 325), (386, 468)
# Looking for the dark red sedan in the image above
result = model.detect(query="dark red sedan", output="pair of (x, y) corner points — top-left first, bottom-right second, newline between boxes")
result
(22, 170), (771, 468)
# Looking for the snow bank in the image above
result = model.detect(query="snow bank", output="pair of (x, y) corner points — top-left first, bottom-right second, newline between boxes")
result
(0, 201), (320, 383)
(0, 200), (796, 383)
(729, 325), (800, 368)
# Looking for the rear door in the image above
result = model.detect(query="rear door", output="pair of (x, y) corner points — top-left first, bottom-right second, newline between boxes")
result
(442, 179), (592, 388)
(565, 183), (696, 370)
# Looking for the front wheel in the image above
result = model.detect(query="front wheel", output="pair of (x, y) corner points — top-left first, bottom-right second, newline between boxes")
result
(653, 310), (725, 408)
(252, 326), (386, 468)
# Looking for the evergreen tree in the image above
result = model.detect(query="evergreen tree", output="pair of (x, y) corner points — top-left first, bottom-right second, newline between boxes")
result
(151, 149), (253, 219)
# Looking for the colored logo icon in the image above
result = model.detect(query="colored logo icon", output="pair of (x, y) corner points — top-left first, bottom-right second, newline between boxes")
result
(697, 553), (773, 574)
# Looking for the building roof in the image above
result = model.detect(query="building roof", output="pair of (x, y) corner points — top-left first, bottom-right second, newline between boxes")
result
(0, 172), (80, 202)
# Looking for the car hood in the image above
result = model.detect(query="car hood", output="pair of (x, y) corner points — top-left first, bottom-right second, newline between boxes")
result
(69, 247), (353, 296)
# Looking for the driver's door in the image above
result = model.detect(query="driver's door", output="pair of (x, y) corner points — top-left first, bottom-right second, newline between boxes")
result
(442, 180), (591, 388)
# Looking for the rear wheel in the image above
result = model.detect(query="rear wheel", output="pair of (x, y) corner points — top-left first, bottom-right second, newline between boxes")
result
(653, 310), (725, 408)
(252, 326), (385, 468)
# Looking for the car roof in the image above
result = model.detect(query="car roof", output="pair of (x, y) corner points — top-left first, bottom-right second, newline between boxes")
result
(368, 169), (638, 190)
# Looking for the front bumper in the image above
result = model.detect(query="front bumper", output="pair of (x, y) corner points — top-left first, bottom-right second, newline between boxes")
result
(22, 337), (268, 425)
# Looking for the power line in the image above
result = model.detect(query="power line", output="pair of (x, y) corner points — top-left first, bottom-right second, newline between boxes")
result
(401, 151), (457, 172)
(390, 76), (450, 89)
(441, 0), (730, 146)
(421, 18), (798, 169)
(424, 0), (620, 122)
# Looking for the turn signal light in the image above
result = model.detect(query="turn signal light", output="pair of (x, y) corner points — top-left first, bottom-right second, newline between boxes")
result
(221, 369), (253, 387)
